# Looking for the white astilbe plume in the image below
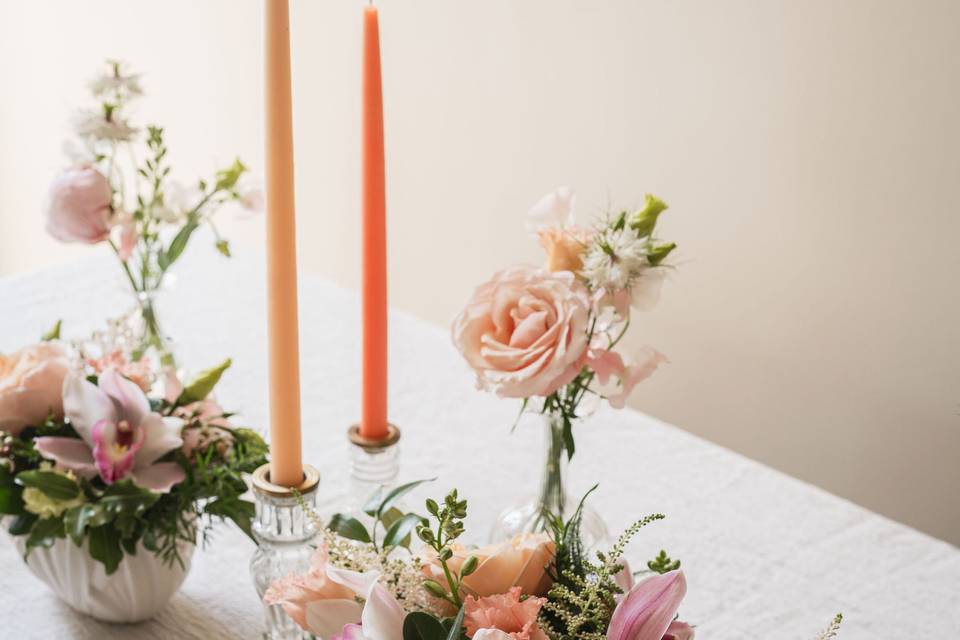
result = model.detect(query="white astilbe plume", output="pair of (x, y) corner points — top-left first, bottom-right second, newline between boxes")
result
(580, 225), (650, 291)
(812, 614), (843, 640)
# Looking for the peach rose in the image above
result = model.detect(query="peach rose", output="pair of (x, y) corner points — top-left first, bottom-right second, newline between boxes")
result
(423, 532), (555, 600)
(453, 266), (591, 398)
(45, 167), (113, 244)
(537, 226), (592, 273)
(0, 342), (71, 436)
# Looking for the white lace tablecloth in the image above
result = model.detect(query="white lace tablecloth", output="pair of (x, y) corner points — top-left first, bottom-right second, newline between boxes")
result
(1, 252), (958, 639)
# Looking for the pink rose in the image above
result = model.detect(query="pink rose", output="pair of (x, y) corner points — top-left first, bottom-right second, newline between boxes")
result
(464, 587), (548, 640)
(0, 342), (71, 436)
(453, 266), (591, 398)
(45, 167), (113, 244)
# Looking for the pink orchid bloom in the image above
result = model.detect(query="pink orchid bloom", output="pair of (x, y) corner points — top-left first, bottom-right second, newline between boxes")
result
(321, 566), (405, 640)
(607, 570), (691, 640)
(34, 369), (185, 492)
(663, 621), (695, 640)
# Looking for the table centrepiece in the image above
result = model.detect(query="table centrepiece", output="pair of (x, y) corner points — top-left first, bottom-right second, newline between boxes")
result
(0, 320), (267, 621)
(44, 60), (261, 368)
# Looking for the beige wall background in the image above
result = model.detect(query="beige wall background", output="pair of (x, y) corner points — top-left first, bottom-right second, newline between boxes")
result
(1, 0), (958, 545)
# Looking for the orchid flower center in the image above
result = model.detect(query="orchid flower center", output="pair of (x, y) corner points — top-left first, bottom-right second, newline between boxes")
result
(113, 419), (135, 451)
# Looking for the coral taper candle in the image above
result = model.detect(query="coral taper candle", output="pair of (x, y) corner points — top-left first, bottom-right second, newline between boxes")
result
(263, 0), (303, 486)
(361, 4), (389, 440)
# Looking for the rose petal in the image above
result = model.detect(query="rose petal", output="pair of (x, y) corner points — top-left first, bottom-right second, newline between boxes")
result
(33, 436), (98, 478)
(129, 461), (185, 493)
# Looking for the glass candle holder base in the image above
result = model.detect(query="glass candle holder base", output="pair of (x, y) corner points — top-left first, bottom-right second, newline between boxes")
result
(249, 463), (322, 640)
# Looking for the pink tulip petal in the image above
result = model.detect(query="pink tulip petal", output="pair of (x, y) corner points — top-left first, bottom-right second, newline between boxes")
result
(134, 414), (184, 467)
(607, 570), (687, 640)
(62, 373), (115, 445)
(129, 462), (185, 493)
(34, 436), (98, 478)
(99, 368), (150, 427)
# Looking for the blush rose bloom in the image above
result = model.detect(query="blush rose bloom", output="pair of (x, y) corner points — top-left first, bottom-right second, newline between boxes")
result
(45, 167), (114, 244)
(453, 266), (591, 398)
(0, 342), (71, 436)
(423, 533), (555, 600)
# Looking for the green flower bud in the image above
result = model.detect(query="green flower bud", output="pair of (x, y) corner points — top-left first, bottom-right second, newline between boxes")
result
(460, 555), (479, 577)
(417, 526), (435, 544)
(630, 194), (669, 237)
(425, 498), (439, 516)
(439, 547), (453, 562)
(422, 580), (448, 599)
(647, 242), (676, 266)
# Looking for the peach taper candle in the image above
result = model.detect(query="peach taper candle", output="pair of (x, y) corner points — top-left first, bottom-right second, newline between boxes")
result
(263, 0), (303, 486)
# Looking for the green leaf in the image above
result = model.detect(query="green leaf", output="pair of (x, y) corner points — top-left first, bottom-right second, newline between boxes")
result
(0, 466), (24, 515)
(26, 515), (65, 550)
(214, 158), (247, 191)
(204, 496), (256, 541)
(16, 470), (81, 501)
(362, 486), (386, 517)
(159, 219), (199, 270)
(7, 513), (37, 536)
(402, 612), (448, 640)
(647, 242), (676, 266)
(99, 481), (161, 537)
(41, 319), (62, 341)
(177, 358), (232, 405)
(444, 606), (466, 640)
(63, 504), (111, 545)
(561, 417), (576, 461)
(382, 512), (427, 549)
(88, 524), (123, 575)
(327, 514), (371, 543)
(375, 478), (436, 521)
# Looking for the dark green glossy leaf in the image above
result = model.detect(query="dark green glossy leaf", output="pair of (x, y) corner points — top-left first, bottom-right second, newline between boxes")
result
(205, 496), (256, 541)
(26, 515), (65, 550)
(88, 524), (123, 575)
(99, 481), (161, 537)
(16, 470), (81, 501)
(0, 466), (24, 515)
(402, 611), (447, 640)
(327, 514), (371, 543)
(383, 512), (427, 550)
(7, 513), (37, 536)
(63, 503), (111, 545)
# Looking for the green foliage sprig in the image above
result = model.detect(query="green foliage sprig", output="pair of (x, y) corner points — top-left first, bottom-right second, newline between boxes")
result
(326, 478), (433, 553)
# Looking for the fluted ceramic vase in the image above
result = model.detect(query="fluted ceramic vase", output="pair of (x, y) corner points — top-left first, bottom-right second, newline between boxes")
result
(11, 533), (193, 623)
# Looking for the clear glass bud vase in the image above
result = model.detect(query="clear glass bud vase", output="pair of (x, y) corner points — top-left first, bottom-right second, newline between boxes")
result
(489, 413), (609, 548)
(123, 287), (177, 368)
(249, 465), (321, 640)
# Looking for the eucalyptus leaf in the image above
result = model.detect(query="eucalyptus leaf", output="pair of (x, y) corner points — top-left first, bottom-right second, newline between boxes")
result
(177, 358), (232, 405)
(15, 470), (81, 501)
(327, 514), (371, 544)
(382, 512), (427, 549)
(402, 611), (447, 640)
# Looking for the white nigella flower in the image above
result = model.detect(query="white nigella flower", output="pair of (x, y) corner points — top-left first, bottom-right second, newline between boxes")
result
(581, 226), (651, 291)
(88, 62), (143, 99)
(72, 109), (137, 142)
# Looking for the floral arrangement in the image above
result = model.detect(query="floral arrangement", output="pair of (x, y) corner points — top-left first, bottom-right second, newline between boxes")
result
(44, 60), (260, 364)
(0, 321), (267, 573)
(265, 483), (842, 639)
(451, 188), (677, 535)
